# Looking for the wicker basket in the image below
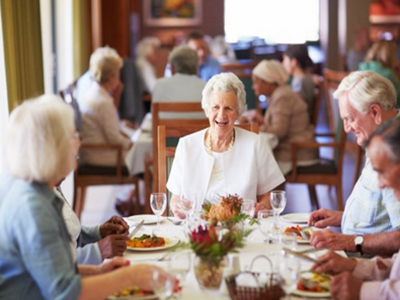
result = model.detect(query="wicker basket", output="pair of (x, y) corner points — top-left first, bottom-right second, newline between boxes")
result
(225, 255), (284, 300)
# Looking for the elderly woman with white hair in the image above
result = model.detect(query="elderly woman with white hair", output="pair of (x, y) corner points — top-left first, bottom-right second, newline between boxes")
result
(0, 95), (174, 299)
(136, 37), (160, 94)
(168, 72), (285, 219)
(249, 59), (319, 175)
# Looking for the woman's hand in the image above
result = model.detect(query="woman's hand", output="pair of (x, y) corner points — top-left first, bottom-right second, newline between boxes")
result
(170, 194), (186, 219)
(98, 257), (130, 274)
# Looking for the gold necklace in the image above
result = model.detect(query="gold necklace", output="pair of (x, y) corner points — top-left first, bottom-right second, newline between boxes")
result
(206, 129), (235, 155)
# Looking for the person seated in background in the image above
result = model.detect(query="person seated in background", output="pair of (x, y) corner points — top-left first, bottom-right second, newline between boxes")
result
(308, 71), (400, 258)
(346, 25), (371, 72)
(282, 44), (316, 121)
(185, 31), (222, 81)
(0, 169), (129, 265)
(359, 39), (400, 107)
(135, 37), (161, 94)
(312, 117), (400, 300)
(152, 45), (206, 120)
(248, 60), (319, 175)
(210, 35), (238, 65)
(0, 95), (174, 299)
(75, 47), (124, 110)
(167, 72), (285, 219)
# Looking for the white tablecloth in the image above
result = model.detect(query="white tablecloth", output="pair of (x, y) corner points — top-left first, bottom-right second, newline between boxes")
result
(123, 215), (340, 300)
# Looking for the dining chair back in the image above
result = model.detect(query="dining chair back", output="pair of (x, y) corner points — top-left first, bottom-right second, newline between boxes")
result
(311, 75), (324, 128)
(157, 123), (258, 215)
(59, 81), (140, 219)
(323, 68), (364, 189)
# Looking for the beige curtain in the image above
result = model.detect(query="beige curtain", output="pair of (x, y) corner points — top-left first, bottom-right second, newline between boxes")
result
(73, 0), (90, 79)
(1, 0), (44, 112)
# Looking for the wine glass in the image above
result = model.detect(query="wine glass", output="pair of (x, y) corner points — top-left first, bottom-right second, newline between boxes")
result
(151, 269), (174, 300)
(179, 191), (197, 221)
(150, 192), (167, 233)
(278, 254), (301, 300)
(168, 250), (191, 286)
(257, 209), (277, 254)
(270, 190), (287, 217)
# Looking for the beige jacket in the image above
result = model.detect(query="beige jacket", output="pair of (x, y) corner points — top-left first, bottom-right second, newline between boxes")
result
(261, 84), (318, 163)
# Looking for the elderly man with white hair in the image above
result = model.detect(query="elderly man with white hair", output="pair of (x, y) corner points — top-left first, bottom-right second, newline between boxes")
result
(248, 59), (319, 175)
(308, 71), (400, 258)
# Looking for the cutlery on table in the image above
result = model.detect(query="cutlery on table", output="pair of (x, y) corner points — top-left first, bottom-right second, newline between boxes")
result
(129, 219), (145, 238)
(283, 247), (322, 265)
(167, 217), (182, 225)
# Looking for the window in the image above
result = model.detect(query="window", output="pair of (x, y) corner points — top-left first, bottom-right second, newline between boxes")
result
(224, 0), (320, 44)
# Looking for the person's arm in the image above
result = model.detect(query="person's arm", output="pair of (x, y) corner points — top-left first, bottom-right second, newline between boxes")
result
(263, 99), (291, 138)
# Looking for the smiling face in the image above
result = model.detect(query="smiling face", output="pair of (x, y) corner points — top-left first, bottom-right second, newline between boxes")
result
(206, 90), (240, 137)
(369, 136), (400, 200)
(338, 93), (381, 145)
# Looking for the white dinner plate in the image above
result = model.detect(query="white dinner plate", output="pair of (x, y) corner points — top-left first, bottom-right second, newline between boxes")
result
(107, 293), (156, 300)
(292, 289), (330, 298)
(281, 213), (309, 224)
(126, 236), (180, 252)
(126, 214), (159, 225)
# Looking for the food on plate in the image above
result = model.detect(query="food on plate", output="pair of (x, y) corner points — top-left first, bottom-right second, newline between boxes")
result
(284, 225), (313, 240)
(112, 286), (153, 297)
(297, 271), (332, 292)
(126, 234), (166, 248)
(202, 194), (243, 224)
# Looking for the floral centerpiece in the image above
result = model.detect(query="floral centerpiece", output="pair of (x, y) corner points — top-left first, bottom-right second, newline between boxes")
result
(202, 194), (257, 229)
(183, 224), (248, 289)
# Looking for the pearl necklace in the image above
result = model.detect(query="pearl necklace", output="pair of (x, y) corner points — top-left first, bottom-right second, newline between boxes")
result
(206, 129), (235, 155)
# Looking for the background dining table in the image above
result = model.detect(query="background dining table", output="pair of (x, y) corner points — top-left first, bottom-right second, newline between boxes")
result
(121, 213), (343, 300)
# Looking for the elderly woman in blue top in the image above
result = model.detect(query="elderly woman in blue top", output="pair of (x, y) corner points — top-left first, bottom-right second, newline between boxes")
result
(0, 95), (174, 299)
(168, 72), (285, 219)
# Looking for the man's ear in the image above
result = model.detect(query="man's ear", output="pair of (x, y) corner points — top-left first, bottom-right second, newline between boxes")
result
(370, 103), (382, 125)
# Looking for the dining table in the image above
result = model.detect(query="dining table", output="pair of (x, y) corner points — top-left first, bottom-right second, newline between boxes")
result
(121, 212), (344, 300)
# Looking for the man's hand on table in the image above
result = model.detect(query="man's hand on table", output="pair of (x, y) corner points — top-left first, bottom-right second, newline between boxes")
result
(100, 216), (129, 237)
(310, 229), (356, 252)
(330, 272), (362, 300)
(98, 256), (131, 274)
(311, 250), (357, 275)
(308, 208), (343, 228)
(98, 234), (129, 258)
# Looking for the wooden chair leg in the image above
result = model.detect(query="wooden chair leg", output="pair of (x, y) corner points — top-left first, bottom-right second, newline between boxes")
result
(307, 185), (320, 210)
(336, 184), (344, 211)
(74, 186), (87, 220)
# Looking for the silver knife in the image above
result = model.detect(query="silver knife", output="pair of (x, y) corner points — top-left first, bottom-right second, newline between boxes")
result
(283, 247), (322, 265)
(129, 219), (145, 238)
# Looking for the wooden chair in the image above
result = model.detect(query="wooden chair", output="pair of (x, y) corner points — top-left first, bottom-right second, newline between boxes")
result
(59, 82), (140, 219)
(143, 102), (209, 213)
(323, 68), (364, 188)
(157, 123), (259, 214)
(285, 120), (347, 211)
(311, 75), (324, 128)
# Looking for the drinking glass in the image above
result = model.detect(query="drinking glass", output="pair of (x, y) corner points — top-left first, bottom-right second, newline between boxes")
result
(168, 250), (191, 286)
(270, 190), (287, 217)
(179, 191), (197, 221)
(151, 269), (174, 300)
(278, 254), (301, 299)
(241, 199), (255, 238)
(150, 193), (167, 233)
(257, 209), (277, 254)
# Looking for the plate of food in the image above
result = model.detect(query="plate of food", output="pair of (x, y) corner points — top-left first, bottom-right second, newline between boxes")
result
(126, 234), (180, 251)
(283, 225), (313, 243)
(107, 286), (156, 300)
(293, 271), (331, 298)
(126, 214), (159, 225)
(281, 213), (309, 224)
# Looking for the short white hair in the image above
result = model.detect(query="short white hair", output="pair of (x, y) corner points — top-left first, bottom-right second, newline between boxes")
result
(201, 72), (247, 115)
(89, 46), (123, 83)
(333, 70), (396, 114)
(136, 37), (160, 58)
(6, 95), (76, 183)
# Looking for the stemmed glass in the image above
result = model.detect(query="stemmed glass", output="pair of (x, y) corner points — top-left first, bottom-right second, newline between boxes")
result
(150, 192), (167, 233)
(179, 191), (197, 221)
(278, 253), (301, 299)
(151, 269), (174, 300)
(257, 209), (278, 254)
(270, 190), (287, 217)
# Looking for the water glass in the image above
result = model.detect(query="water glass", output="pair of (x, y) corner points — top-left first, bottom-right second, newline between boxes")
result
(168, 250), (191, 286)
(150, 193), (167, 233)
(179, 191), (197, 220)
(278, 254), (300, 299)
(270, 190), (287, 216)
(257, 209), (277, 254)
(151, 269), (174, 300)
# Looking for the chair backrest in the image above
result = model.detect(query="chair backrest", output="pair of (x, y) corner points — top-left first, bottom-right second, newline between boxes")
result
(157, 123), (259, 196)
(151, 102), (209, 193)
(59, 80), (81, 131)
(311, 75), (324, 128)
(323, 69), (350, 133)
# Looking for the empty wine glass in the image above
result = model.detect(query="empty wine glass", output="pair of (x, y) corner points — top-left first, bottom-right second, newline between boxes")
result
(179, 191), (197, 221)
(168, 250), (191, 286)
(257, 209), (277, 254)
(270, 190), (287, 217)
(278, 253), (301, 299)
(150, 192), (167, 233)
(151, 269), (174, 300)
